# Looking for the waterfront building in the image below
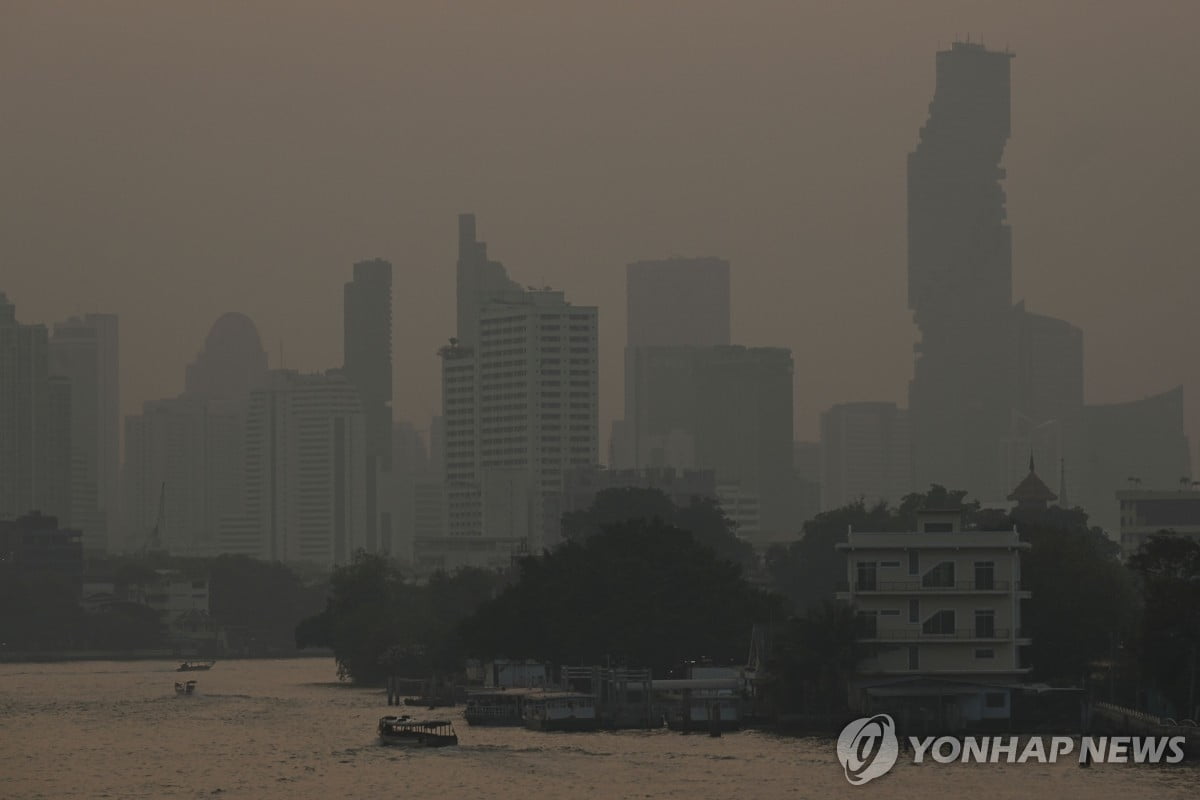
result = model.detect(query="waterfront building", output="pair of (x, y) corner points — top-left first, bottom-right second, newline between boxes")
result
(835, 507), (1032, 726)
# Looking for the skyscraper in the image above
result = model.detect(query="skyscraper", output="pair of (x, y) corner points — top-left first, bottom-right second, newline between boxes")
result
(124, 312), (267, 555)
(0, 293), (71, 525)
(184, 312), (269, 404)
(343, 259), (394, 553)
(219, 370), (367, 565)
(626, 257), (731, 347)
(428, 215), (599, 572)
(907, 41), (1018, 499)
(623, 345), (795, 536)
(820, 402), (913, 510)
(49, 313), (119, 553)
(123, 395), (243, 554)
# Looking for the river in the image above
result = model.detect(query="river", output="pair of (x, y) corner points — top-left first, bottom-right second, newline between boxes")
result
(1, 658), (1194, 799)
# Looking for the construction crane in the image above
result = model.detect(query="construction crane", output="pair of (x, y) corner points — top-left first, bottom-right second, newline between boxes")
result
(143, 482), (165, 554)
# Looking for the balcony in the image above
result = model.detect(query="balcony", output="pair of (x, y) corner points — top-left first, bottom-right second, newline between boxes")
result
(860, 627), (1030, 643)
(836, 579), (1029, 595)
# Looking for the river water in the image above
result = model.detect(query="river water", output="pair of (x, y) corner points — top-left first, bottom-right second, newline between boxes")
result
(1, 658), (1195, 799)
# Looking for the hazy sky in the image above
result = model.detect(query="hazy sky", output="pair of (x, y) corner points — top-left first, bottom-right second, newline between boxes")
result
(4, 1), (1199, 452)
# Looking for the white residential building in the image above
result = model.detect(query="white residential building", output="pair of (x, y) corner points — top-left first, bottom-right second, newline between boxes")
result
(836, 509), (1032, 726)
(425, 215), (599, 573)
(219, 370), (367, 566)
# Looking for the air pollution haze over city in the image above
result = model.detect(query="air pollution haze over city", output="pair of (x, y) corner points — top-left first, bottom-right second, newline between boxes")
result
(4, 2), (1200, 799)
(4, 1), (1199, 446)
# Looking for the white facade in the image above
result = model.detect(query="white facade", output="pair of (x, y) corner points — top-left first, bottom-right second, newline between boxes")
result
(836, 510), (1031, 721)
(434, 291), (599, 570)
(219, 370), (366, 566)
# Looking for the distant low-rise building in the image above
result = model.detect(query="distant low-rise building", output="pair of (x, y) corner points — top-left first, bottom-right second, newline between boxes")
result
(835, 508), (1031, 728)
(0, 512), (83, 585)
(1116, 488), (1200, 560)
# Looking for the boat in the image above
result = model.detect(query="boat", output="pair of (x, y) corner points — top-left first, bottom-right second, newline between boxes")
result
(666, 696), (741, 733)
(522, 691), (599, 732)
(464, 688), (536, 726)
(174, 680), (197, 696)
(177, 660), (215, 672)
(377, 716), (459, 747)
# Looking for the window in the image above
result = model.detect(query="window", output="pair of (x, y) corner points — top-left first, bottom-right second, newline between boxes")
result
(922, 561), (955, 588)
(922, 610), (955, 635)
(879, 609), (901, 616)
(857, 610), (878, 637)
(975, 561), (995, 590)
(908, 598), (920, 624)
(985, 692), (1007, 709)
(975, 609), (995, 638)
(879, 560), (900, 568)
(908, 551), (919, 576)
(908, 646), (919, 670)
(923, 521), (953, 533)
(974, 648), (995, 659)
(856, 561), (877, 591)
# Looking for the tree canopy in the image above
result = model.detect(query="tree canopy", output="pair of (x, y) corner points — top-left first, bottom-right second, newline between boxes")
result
(460, 519), (784, 674)
(295, 552), (503, 683)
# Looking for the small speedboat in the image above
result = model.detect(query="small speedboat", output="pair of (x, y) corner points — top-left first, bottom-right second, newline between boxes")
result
(377, 716), (458, 747)
(174, 680), (197, 696)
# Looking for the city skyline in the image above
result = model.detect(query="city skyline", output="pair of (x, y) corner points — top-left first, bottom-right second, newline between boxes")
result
(5, 3), (1199, 454)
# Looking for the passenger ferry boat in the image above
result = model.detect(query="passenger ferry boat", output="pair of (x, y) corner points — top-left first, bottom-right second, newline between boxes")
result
(666, 696), (740, 732)
(521, 692), (599, 732)
(464, 688), (535, 726)
(377, 716), (459, 748)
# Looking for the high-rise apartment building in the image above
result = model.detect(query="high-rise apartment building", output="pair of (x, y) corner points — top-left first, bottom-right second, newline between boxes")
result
(220, 370), (367, 566)
(344, 259), (394, 553)
(428, 216), (599, 572)
(820, 402), (913, 510)
(0, 294), (71, 525)
(49, 314), (119, 553)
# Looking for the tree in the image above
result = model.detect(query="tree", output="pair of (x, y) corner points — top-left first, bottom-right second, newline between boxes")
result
(1015, 506), (1137, 686)
(767, 600), (871, 715)
(562, 487), (757, 572)
(1128, 534), (1200, 717)
(295, 552), (505, 683)
(460, 519), (785, 674)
